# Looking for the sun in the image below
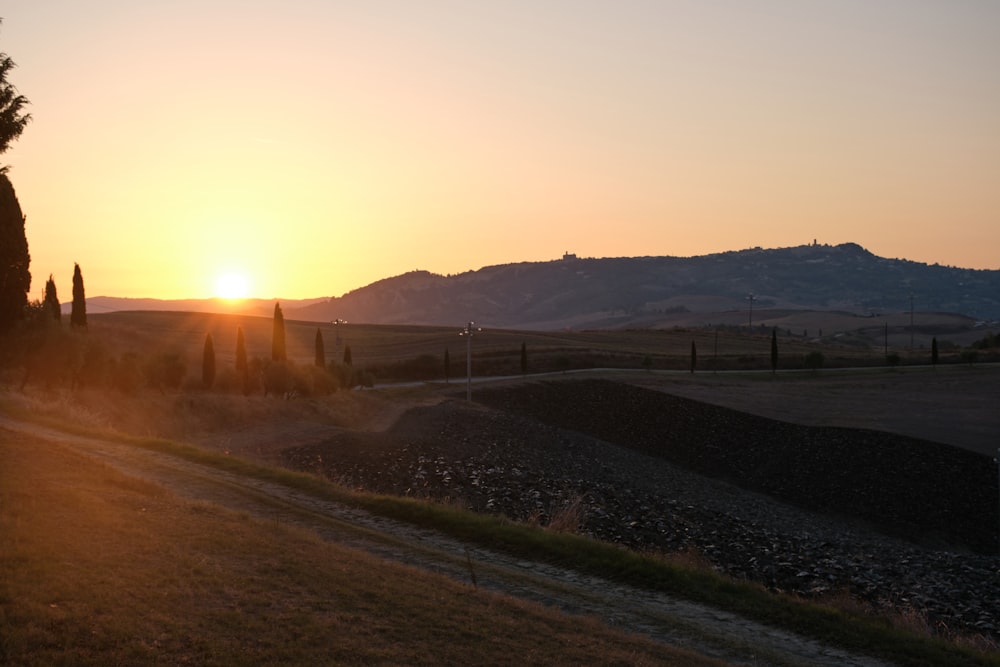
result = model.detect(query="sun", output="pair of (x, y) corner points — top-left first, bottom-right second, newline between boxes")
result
(214, 272), (250, 300)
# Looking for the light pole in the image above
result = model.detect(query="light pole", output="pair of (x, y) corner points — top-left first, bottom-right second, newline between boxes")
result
(459, 321), (481, 402)
(747, 293), (756, 329)
(331, 319), (346, 351)
(995, 447), (1000, 555)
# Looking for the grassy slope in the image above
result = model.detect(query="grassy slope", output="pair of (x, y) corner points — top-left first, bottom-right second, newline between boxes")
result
(0, 428), (721, 667)
(3, 398), (998, 667)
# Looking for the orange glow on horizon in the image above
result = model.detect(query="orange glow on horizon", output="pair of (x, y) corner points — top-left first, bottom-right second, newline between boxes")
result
(214, 272), (250, 301)
(2, 2), (998, 300)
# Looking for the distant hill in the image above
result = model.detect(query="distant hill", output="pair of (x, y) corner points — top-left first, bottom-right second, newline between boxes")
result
(79, 244), (1000, 329)
(73, 296), (328, 319)
(294, 243), (1000, 328)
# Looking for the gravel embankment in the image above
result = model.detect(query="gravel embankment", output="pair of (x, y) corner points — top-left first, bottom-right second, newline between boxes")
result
(282, 379), (1000, 641)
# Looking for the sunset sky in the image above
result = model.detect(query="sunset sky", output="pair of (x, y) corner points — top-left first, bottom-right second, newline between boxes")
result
(3, 1), (998, 300)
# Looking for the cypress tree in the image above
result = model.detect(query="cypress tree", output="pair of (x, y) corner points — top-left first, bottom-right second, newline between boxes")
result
(444, 347), (450, 383)
(43, 274), (60, 321)
(70, 263), (87, 328)
(690, 341), (697, 374)
(520, 341), (527, 375)
(235, 326), (248, 392)
(770, 328), (778, 375)
(931, 337), (939, 366)
(202, 333), (216, 389)
(343, 344), (352, 366)
(314, 328), (325, 368)
(0, 174), (29, 331)
(271, 302), (286, 361)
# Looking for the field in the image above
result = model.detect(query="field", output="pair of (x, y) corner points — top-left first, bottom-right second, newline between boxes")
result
(65, 308), (998, 385)
(2, 311), (999, 665)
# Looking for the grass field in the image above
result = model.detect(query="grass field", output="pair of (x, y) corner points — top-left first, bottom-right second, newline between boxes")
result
(0, 427), (723, 666)
(64, 309), (998, 386)
(2, 312), (998, 665)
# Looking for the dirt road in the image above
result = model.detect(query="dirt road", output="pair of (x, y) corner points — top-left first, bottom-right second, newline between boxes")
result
(0, 414), (890, 667)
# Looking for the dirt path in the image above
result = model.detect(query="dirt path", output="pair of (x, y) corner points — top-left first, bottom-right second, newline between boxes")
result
(0, 415), (890, 667)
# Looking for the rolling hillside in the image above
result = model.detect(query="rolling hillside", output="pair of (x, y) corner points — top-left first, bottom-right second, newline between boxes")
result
(296, 243), (1000, 328)
(82, 243), (1000, 329)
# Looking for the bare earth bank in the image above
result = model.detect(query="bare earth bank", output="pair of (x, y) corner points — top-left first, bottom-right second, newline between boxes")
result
(283, 378), (1000, 643)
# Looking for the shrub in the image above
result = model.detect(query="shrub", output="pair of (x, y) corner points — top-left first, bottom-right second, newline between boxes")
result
(803, 351), (825, 371)
(144, 352), (186, 391)
(111, 353), (143, 393)
(262, 360), (293, 397)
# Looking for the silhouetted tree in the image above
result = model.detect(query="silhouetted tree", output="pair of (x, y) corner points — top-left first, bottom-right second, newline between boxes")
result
(0, 173), (29, 331)
(43, 274), (60, 321)
(444, 347), (450, 383)
(70, 263), (86, 328)
(314, 328), (325, 368)
(520, 342), (527, 375)
(235, 326), (249, 393)
(690, 341), (697, 374)
(271, 302), (286, 361)
(0, 27), (31, 164)
(0, 26), (31, 331)
(770, 328), (778, 375)
(931, 337), (939, 366)
(202, 333), (215, 389)
(343, 344), (352, 366)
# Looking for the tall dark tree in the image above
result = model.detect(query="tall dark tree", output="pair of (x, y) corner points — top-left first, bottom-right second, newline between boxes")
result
(70, 263), (86, 328)
(0, 28), (31, 164)
(343, 344), (352, 366)
(0, 173), (29, 331)
(770, 328), (778, 375)
(43, 274), (60, 321)
(0, 30), (31, 331)
(690, 341), (697, 374)
(444, 347), (450, 383)
(931, 337), (939, 366)
(202, 333), (216, 389)
(314, 328), (325, 368)
(235, 326), (249, 392)
(520, 342), (528, 375)
(271, 302), (286, 361)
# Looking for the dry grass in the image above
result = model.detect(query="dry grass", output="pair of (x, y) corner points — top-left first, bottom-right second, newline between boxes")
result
(0, 429), (725, 667)
(545, 494), (587, 534)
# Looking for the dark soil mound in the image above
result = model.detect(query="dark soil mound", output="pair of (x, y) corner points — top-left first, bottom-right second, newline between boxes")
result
(282, 380), (1000, 639)
(475, 379), (997, 554)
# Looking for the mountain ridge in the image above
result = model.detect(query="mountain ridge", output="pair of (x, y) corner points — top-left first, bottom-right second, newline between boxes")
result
(80, 243), (1000, 328)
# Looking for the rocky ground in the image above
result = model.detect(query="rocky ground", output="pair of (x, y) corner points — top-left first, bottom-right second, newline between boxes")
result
(282, 379), (1000, 643)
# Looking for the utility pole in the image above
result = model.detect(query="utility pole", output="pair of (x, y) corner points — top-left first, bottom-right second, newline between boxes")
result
(714, 327), (719, 374)
(995, 447), (1000, 555)
(459, 321), (482, 402)
(331, 318), (346, 351)
(747, 293), (756, 329)
(910, 293), (914, 350)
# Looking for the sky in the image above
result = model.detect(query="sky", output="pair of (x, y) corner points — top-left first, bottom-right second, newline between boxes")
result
(2, 1), (998, 300)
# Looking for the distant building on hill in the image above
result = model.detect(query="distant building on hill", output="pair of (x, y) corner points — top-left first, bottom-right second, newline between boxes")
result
(562, 251), (577, 261)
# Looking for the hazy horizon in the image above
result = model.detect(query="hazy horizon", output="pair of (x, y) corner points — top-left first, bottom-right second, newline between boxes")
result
(4, 1), (998, 301)
(68, 241), (1000, 308)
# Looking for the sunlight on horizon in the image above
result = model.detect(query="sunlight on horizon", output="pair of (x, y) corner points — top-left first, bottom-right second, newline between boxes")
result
(214, 272), (250, 300)
(2, 2), (998, 299)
